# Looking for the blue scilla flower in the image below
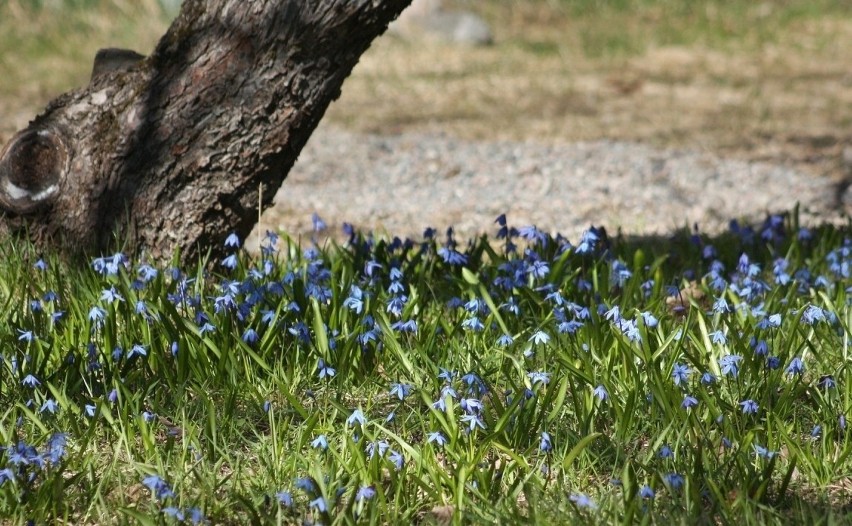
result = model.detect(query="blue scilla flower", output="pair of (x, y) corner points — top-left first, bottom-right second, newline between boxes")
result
(17, 329), (34, 343)
(638, 485), (655, 499)
(540, 431), (553, 452)
(672, 364), (691, 386)
(529, 330), (550, 345)
(317, 359), (336, 379)
(100, 286), (124, 304)
(460, 413), (486, 432)
(438, 247), (468, 266)
(428, 431), (448, 447)
(356, 486), (376, 502)
(753, 444), (777, 459)
(719, 355), (742, 377)
(786, 357), (805, 376)
(390, 383), (413, 400)
(461, 317), (484, 332)
(496, 334), (514, 346)
(528, 371), (551, 387)
(311, 435), (328, 450)
(224, 232), (240, 249)
(21, 374), (40, 388)
(569, 493), (597, 510)
(142, 474), (175, 500)
(658, 444), (673, 458)
(347, 409), (367, 427)
(664, 473), (685, 491)
(309, 496), (327, 513)
(709, 330), (727, 345)
(740, 399), (759, 415)
(40, 399), (59, 414)
(682, 395), (698, 410)
(593, 385), (608, 401)
(343, 285), (364, 313)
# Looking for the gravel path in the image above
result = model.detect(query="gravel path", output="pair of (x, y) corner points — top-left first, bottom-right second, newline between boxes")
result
(250, 123), (845, 246)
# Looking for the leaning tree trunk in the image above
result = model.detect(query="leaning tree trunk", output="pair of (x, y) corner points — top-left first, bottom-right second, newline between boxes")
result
(0, 0), (412, 261)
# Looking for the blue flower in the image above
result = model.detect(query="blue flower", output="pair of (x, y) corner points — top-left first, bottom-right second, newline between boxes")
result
(709, 330), (727, 345)
(664, 473), (685, 491)
(540, 431), (553, 452)
(461, 317), (484, 332)
(460, 413), (486, 431)
(639, 485), (655, 499)
(242, 328), (259, 344)
(658, 444), (673, 458)
(21, 374), (40, 388)
(356, 486), (376, 502)
(700, 372), (716, 385)
(712, 297), (731, 314)
(740, 399), (759, 415)
(128, 344), (147, 359)
(85, 404), (96, 417)
(88, 306), (106, 324)
(0, 468), (15, 486)
(347, 409), (367, 427)
(766, 356), (781, 370)
(569, 492), (597, 509)
(40, 399), (60, 414)
(438, 247), (468, 266)
(819, 375), (836, 390)
(100, 287), (124, 303)
(593, 385), (608, 401)
(276, 491), (293, 507)
(221, 253), (238, 270)
(389, 449), (405, 470)
(142, 474), (175, 500)
(528, 371), (551, 387)
(641, 311), (659, 328)
(311, 435), (328, 450)
(672, 363), (691, 386)
(719, 355), (742, 378)
(529, 330), (551, 345)
(681, 395), (699, 410)
(497, 334), (514, 346)
(317, 359), (336, 379)
(17, 329), (34, 343)
(343, 285), (365, 313)
(295, 477), (316, 493)
(224, 232), (240, 248)
(785, 357), (805, 376)
(460, 398), (483, 413)
(753, 444), (777, 459)
(309, 496), (327, 513)
(428, 431), (448, 447)
(390, 382), (413, 400)
(311, 213), (327, 232)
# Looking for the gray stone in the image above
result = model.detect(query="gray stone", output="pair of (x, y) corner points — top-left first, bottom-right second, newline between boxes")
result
(390, 0), (493, 46)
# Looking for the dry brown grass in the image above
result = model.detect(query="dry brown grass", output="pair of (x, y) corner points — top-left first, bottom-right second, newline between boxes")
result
(327, 3), (851, 180)
(0, 1), (849, 180)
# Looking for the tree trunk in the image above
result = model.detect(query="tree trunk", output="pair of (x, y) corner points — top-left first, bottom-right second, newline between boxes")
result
(0, 0), (412, 261)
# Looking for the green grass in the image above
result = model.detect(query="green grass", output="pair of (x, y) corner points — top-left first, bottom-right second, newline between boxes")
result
(511, 0), (851, 57)
(2, 212), (852, 524)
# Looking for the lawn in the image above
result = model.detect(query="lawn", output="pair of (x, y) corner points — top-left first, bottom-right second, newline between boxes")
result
(0, 1), (851, 523)
(1, 212), (852, 523)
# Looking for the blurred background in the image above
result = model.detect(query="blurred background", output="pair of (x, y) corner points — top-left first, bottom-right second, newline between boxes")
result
(0, 0), (849, 209)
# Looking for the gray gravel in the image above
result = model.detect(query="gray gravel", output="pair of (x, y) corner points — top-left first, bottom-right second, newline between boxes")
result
(250, 123), (844, 246)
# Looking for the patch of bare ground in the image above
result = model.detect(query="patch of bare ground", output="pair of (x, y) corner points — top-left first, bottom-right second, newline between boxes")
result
(326, 15), (851, 183)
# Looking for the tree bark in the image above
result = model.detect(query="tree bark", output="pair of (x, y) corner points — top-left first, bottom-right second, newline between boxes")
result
(0, 0), (411, 261)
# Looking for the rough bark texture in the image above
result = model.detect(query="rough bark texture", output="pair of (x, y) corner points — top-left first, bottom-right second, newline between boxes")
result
(0, 0), (412, 261)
